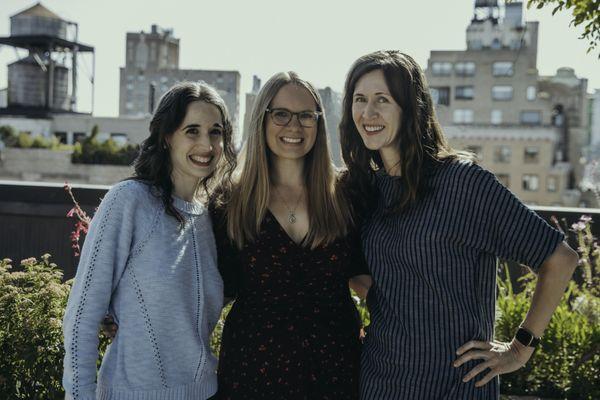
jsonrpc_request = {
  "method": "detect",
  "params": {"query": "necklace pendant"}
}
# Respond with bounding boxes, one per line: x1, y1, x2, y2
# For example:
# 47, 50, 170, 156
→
289, 212, 297, 224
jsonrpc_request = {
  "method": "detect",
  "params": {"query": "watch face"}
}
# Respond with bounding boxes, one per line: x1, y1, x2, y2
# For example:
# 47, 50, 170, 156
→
516, 328, 539, 347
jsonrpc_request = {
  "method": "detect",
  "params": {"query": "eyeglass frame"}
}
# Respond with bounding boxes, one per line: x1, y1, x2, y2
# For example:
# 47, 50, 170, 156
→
265, 107, 323, 128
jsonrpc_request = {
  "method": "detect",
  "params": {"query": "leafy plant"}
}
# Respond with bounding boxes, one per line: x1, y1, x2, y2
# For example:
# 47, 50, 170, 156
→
496, 214, 600, 399
0, 255, 111, 399
521, 0, 600, 56
71, 125, 138, 166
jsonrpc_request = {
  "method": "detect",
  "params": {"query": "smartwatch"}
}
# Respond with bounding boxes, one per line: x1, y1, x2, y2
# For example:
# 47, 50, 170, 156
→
515, 327, 541, 348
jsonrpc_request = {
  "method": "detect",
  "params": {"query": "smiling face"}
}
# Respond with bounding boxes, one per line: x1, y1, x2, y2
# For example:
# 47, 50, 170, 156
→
352, 69, 403, 152
265, 83, 318, 161
167, 100, 224, 186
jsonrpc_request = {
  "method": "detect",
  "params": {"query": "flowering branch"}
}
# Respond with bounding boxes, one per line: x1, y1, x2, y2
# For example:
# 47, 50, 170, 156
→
64, 183, 92, 257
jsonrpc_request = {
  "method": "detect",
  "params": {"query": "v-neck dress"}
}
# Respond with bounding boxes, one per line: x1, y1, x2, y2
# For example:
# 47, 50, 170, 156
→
210, 208, 369, 400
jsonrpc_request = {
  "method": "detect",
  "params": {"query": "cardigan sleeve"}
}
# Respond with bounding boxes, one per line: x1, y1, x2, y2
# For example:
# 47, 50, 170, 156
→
62, 181, 148, 400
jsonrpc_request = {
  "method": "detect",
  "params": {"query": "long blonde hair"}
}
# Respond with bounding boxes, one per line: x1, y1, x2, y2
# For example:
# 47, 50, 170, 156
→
226, 71, 352, 249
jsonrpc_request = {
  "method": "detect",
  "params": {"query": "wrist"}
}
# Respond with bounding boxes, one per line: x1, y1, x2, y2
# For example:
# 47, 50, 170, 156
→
514, 326, 541, 348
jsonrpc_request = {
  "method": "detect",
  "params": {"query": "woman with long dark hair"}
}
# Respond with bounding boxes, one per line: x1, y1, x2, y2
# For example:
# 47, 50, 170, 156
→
63, 82, 236, 400
211, 71, 370, 399
339, 51, 578, 399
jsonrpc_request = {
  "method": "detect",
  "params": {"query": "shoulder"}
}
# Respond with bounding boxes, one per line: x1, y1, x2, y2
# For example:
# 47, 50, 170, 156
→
99, 179, 161, 217
434, 158, 496, 186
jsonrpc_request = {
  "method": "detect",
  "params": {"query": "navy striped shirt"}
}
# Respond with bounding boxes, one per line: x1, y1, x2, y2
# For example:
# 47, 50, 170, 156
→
360, 160, 564, 400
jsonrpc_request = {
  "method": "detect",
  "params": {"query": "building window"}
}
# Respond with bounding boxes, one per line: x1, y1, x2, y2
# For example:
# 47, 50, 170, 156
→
491, 110, 502, 125
465, 145, 483, 161
430, 87, 450, 106
491, 38, 502, 49
494, 145, 511, 163
492, 61, 514, 76
455, 86, 474, 100
126, 102, 134, 110
522, 174, 539, 191
526, 86, 537, 101
54, 131, 67, 144
469, 39, 483, 50
431, 62, 453, 76
73, 132, 86, 143
455, 62, 476, 76
547, 176, 558, 192
492, 85, 513, 101
524, 146, 540, 163
520, 111, 542, 125
453, 109, 474, 124
496, 174, 510, 187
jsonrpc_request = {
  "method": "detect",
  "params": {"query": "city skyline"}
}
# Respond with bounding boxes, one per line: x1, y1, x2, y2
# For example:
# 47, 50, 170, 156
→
0, 0, 598, 118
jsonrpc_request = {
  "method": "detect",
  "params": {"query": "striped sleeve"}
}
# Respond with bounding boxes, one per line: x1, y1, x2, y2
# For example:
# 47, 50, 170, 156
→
462, 165, 564, 271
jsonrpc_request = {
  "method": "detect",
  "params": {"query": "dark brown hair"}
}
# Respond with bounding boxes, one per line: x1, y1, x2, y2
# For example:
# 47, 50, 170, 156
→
131, 81, 236, 225
339, 50, 470, 215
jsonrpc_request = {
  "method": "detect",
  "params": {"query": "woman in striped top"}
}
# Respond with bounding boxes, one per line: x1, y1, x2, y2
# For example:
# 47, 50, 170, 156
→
339, 50, 578, 399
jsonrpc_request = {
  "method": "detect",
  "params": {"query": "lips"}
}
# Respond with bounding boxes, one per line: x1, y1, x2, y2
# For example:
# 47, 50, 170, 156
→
280, 136, 304, 144
188, 153, 213, 167
363, 124, 385, 135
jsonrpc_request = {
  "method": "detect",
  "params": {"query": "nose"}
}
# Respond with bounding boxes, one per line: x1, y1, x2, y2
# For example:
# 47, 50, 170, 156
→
363, 101, 378, 119
287, 114, 303, 131
196, 130, 213, 150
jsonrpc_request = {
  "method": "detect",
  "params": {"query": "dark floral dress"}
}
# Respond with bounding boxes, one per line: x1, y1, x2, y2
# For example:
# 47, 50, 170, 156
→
211, 208, 369, 400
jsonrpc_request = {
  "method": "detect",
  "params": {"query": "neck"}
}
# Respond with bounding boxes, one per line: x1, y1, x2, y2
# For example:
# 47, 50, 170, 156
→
270, 156, 305, 188
171, 170, 201, 202
380, 147, 402, 176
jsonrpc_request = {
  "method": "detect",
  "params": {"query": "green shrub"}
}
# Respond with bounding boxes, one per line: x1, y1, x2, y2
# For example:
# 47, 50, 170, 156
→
71, 126, 138, 166
15, 132, 33, 148
0, 255, 109, 400
0, 125, 17, 147
496, 215, 600, 399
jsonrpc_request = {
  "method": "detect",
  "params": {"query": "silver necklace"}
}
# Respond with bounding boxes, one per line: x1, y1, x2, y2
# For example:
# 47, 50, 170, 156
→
273, 185, 303, 224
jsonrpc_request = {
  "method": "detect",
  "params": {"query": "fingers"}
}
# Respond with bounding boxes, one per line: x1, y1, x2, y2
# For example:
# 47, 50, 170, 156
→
461, 360, 494, 383
456, 340, 493, 356
475, 369, 498, 387
454, 350, 491, 367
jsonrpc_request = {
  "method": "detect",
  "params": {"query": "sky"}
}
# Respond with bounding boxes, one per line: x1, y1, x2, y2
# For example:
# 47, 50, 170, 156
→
0, 0, 598, 118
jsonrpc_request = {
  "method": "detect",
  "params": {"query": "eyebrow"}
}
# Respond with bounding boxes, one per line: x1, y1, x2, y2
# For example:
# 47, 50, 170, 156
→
183, 123, 224, 129
353, 91, 390, 96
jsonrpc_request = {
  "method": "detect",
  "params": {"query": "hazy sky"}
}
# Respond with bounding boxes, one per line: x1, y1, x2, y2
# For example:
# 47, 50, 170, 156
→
0, 0, 598, 118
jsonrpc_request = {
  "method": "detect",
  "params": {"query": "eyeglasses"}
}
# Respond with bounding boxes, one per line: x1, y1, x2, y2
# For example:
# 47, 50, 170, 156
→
266, 108, 322, 128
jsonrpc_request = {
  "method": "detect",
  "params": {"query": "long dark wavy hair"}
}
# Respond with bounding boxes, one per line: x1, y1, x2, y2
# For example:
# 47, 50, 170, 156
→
339, 50, 471, 216
130, 81, 236, 225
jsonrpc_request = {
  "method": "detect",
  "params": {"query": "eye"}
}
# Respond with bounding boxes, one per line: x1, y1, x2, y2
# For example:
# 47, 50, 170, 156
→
273, 110, 290, 118
353, 96, 366, 103
185, 128, 199, 135
210, 128, 223, 136
377, 96, 390, 103
299, 112, 316, 121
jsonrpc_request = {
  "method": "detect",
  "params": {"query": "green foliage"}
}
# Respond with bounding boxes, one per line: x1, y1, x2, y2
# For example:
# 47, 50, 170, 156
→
523, 0, 600, 56
496, 214, 600, 399
0, 256, 110, 400
71, 125, 138, 166
0, 125, 17, 147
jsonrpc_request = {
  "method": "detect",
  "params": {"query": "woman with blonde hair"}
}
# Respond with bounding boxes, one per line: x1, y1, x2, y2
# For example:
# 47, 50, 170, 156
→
211, 71, 370, 400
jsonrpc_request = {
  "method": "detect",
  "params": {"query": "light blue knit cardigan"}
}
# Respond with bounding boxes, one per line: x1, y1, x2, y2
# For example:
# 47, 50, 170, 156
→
63, 180, 223, 400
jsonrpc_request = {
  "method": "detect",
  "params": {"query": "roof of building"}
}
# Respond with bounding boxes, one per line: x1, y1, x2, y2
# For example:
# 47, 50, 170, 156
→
11, 3, 63, 20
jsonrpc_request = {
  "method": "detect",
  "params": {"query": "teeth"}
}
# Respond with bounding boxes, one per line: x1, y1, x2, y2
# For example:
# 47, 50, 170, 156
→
364, 125, 384, 132
281, 137, 302, 144
189, 155, 211, 163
